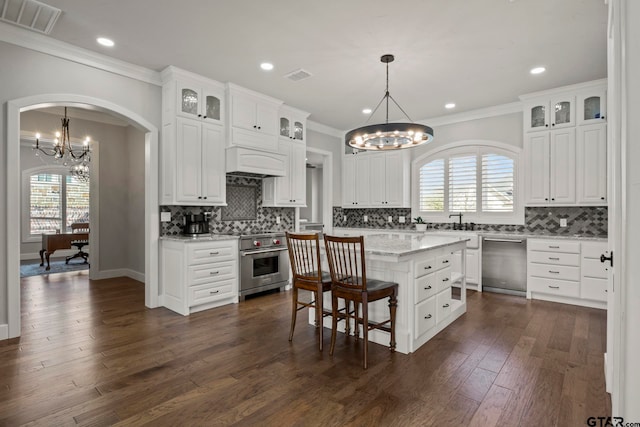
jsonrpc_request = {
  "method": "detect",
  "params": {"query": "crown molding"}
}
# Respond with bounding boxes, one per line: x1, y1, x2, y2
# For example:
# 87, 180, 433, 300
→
0, 22, 162, 86
519, 78, 608, 100
307, 120, 343, 139
418, 101, 523, 127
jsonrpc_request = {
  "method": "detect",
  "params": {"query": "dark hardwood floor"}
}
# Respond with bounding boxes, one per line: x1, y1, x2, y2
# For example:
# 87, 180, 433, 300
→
0, 271, 610, 426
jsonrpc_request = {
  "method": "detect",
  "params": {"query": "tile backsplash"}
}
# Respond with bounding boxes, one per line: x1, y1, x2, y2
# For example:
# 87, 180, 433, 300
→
333, 206, 608, 237
161, 176, 295, 236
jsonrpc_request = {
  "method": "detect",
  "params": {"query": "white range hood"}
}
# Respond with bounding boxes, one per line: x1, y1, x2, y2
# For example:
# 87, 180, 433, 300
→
226, 146, 286, 177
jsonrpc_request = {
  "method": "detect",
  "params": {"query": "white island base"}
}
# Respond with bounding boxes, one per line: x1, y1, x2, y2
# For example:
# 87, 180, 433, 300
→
312, 234, 468, 354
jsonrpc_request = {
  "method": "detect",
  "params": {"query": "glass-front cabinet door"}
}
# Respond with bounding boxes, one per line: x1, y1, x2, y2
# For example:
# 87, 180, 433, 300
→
293, 121, 304, 140
203, 93, 221, 122
577, 89, 607, 125
179, 85, 199, 118
280, 117, 290, 138
549, 96, 575, 129
525, 102, 549, 132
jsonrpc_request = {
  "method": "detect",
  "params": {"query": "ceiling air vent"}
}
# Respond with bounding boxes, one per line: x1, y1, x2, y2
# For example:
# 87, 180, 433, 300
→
0, 0, 61, 35
284, 68, 313, 82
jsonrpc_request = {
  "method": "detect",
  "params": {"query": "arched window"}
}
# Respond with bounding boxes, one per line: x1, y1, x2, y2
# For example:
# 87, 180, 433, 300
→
22, 166, 90, 242
412, 141, 523, 224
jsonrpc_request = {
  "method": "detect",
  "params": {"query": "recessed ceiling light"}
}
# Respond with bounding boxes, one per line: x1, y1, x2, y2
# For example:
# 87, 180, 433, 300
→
260, 62, 274, 71
530, 66, 546, 75
96, 37, 114, 47
445, 103, 456, 109
362, 108, 372, 114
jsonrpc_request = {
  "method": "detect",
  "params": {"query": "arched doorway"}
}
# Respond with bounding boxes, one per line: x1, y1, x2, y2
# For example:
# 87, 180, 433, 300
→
6, 94, 159, 339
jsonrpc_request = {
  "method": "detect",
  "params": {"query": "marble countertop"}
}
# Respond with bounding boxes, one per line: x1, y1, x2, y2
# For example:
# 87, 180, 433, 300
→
160, 234, 239, 242
362, 233, 469, 257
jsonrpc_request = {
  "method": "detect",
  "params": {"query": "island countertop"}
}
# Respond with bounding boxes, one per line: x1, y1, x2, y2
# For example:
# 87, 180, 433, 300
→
362, 233, 469, 257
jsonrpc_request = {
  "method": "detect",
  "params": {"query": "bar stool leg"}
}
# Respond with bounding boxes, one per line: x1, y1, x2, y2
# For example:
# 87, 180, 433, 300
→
289, 287, 298, 342
389, 291, 397, 352
330, 292, 339, 355
316, 284, 323, 351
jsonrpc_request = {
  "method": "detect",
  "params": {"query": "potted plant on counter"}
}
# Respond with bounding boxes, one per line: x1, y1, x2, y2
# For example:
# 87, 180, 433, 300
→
413, 217, 427, 232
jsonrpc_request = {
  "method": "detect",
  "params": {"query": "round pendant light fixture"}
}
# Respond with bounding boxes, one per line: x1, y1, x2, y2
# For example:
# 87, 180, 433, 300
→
345, 54, 433, 151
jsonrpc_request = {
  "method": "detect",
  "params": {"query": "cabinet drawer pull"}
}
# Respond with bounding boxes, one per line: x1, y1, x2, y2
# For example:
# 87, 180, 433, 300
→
443, 303, 450, 308
209, 252, 219, 255
442, 260, 449, 264
209, 290, 220, 294
424, 266, 432, 270
424, 314, 432, 319
209, 271, 220, 275
548, 257, 560, 260
442, 278, 450, 282
549, 270, 560, 274
548, 285, 560, 289
424, 286, 432, 290
548, 245, 560, 249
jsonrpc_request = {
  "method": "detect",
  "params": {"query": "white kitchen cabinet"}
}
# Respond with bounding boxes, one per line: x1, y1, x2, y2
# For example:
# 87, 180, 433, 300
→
227, 83, 282, 151
577, 123, 607, 204
577, 88, 607, 125
524, 128, 575, 205
342, 154, 371, 207
262, 140, 307, 207
523, 95, 575, 133
174, 118, 226, 204
370, 151, 410, 207
161, 239, 239, 316
581, 241, 608, 303
279, 105, 308, 142
161, 67, 227, 205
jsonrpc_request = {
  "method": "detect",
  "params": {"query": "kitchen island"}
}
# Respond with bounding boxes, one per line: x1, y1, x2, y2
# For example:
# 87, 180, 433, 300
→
317, 233, 468, 354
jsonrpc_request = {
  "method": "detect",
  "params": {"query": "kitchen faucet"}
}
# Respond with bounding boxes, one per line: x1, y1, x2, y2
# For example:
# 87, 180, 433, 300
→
449, 213, 463, 230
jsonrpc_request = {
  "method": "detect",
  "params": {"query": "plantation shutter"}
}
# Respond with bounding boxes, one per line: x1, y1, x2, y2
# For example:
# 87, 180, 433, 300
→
418, 159, 445, 212
448, 155, 476, 212
482, 154, 514, 212
30, 173, 62, 234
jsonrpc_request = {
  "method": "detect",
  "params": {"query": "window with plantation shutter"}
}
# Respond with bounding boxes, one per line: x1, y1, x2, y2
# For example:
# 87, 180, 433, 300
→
482, 154, 514, 212
419, 159, 444, 212
449, 155, 476, 212
413, 143, 521, 224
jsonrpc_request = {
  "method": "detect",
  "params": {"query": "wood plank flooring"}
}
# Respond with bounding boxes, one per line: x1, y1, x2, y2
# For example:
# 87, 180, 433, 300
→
0, 271, 610, 426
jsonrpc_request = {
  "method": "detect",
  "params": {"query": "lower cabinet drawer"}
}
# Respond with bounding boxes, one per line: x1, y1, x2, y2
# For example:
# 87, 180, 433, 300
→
189, 280, 235, 306
436, 267, 452, 292
415, 297, 436, 338
528, 239, 580, 254
528, 251, 580, 266
528, 277, 579, 298
581, 277, 607, 302
437, 253, 453, 270
528, 263, 580, 281
415, 273, 437, 304
436, 290, 452, 323
414, 256, 436, 278
582, 258, 608, 279
187, 242, 236, 265
188, 261, 236, 286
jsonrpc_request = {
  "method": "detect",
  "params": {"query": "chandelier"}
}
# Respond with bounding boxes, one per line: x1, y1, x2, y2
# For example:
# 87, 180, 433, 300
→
345, 54, 434, 151
33, 107, 91, 181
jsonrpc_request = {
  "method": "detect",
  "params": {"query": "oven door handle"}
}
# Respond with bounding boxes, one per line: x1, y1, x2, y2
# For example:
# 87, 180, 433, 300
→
241, 247, 288, 256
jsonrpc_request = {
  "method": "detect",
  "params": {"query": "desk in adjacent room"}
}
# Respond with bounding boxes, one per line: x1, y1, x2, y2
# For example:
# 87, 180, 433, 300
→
39, 232, 89, 270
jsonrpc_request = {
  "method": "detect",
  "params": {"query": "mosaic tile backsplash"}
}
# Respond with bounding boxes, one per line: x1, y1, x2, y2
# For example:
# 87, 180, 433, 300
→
161, 176, 295, 236
333, 206, 608, 237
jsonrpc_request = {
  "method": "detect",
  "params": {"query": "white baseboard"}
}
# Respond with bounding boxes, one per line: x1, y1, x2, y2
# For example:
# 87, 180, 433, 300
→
94, 268, 144, 283
0, 324, 8, 341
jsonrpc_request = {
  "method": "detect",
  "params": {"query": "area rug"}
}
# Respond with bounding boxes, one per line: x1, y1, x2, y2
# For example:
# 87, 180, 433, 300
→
20, 260, 89, 278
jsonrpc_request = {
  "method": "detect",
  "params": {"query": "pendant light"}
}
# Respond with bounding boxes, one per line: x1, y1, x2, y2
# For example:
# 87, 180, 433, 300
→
345, 54, 434, 151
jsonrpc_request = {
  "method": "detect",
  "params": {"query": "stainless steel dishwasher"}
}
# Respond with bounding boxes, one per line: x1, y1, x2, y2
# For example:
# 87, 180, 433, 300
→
482, 236, 527, 296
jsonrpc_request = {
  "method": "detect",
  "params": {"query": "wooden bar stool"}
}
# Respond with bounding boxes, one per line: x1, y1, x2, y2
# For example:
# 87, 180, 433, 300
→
324, 234, 398, 369
285, 232, 334, 351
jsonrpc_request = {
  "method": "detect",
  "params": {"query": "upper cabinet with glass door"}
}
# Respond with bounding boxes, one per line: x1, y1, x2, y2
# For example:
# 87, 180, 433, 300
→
577, 87, 607, 125
176, 80, 224, 125
523, 95, 575, 132
279, 105, 310, 143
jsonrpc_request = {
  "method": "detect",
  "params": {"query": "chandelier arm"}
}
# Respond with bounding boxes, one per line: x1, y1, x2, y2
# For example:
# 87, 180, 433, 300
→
363, 93, 390, 125
387, 94, 415, 123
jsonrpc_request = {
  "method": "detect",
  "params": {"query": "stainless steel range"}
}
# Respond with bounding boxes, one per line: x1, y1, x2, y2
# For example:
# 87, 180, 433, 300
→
239, 232, 289, 300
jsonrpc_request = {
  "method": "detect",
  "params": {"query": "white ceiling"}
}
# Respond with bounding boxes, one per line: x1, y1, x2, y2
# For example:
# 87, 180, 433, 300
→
34, 0, 607, 132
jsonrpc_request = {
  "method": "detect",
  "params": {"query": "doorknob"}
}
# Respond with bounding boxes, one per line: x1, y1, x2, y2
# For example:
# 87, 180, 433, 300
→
600, 252, 613, 267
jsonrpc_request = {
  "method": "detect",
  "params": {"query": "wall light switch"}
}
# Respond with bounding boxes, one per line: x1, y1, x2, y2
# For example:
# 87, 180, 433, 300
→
343, 215, 347, 222
160, 211, 171, 222
363, 215, 368, 222
399, 216, 406, 223
560, 218, 567, 227
388, 216, 393, 223
276, 216, 281, 224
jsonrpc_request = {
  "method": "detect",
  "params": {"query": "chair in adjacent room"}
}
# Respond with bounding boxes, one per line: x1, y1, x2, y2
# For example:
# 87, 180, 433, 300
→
285, 232, 335, 351
324, 234, 398, 369
65, 222, 90, 265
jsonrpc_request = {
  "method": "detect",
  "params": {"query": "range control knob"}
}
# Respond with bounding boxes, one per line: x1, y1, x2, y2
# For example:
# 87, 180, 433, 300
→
253, 241, 261, 247
273, 239, 281, 245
